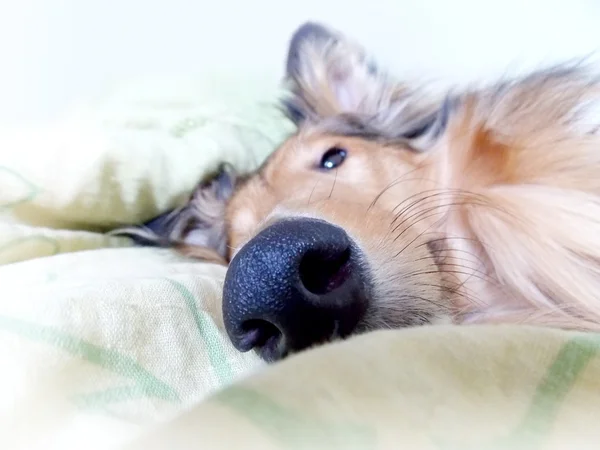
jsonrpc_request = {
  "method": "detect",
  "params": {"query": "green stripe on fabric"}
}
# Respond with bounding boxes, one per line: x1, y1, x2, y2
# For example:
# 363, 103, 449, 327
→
501, 334, 600, 449
0, 315, 180, 405
73, 385, 149, 409
434, 334, 600, 450
166, 278, 234, 385
213, 386, 376, 450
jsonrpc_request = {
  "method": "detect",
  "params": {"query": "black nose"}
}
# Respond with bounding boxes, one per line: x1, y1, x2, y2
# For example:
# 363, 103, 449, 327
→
223, 218, 369, 362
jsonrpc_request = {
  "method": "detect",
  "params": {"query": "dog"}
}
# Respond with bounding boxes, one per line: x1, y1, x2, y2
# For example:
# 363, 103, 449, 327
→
115, 22, 600, 362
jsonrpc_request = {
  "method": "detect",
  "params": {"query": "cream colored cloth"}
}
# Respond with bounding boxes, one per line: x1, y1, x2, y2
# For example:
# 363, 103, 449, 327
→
0, 75, 292, 449
126, 325, 600, 450
2, 76, 599, 450
0, 247, 263, 450
0, 73, 294, 264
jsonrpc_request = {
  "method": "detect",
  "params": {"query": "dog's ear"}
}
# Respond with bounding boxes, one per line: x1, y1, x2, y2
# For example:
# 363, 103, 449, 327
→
111, 164, 238, 264
282, 22, 381, 123
281, 22, 449, 152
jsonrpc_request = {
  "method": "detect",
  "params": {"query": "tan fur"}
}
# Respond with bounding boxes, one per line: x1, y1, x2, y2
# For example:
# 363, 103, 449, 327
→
219, 62, 600, 334
118, 23, 600, 336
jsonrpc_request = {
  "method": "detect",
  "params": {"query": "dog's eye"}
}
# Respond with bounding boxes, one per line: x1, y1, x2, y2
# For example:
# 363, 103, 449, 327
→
319, 147, 347, 170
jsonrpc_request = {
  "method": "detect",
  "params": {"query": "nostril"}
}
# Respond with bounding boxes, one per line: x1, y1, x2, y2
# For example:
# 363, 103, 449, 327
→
299, 247, 352, 295
237, 319, 283, 353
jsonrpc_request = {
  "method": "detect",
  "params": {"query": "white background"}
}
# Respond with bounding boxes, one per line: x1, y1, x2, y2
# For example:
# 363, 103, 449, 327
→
1, 0, 599, 126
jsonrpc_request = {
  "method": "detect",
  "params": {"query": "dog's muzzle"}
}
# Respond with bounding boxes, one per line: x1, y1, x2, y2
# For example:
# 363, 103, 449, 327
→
222, 218, 369, 362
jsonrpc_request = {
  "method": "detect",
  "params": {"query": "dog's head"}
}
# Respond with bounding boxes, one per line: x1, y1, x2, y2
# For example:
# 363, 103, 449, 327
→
121, 23, 600, 361
167, 22, 465, 362
127, 23, 473, 362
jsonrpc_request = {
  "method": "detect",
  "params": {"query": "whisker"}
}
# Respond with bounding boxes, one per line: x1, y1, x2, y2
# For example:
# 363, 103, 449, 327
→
415, 244, 491, 271
391, 188, 483, 215
391, 208, 449, 241
391, 188, 520, 230
416, 236, 494, 255
405, 268, 499, 286
367, 167, 432, 212
402, 295, 450, 310
388, 192, 511, 252
391, 194, 492, 231
417, 282, 482, 307
393, 215, 446, 258
391, 189, 458, 222
414, 254, 485, 271
438, 262, 495, 283
328, 168, 338, 199
307, 181, 319, 205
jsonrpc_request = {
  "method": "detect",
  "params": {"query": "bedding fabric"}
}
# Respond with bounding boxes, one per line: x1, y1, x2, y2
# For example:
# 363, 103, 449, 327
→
0, 75, 285, 449
0, 75, 599, 450
126, 325, 600, 450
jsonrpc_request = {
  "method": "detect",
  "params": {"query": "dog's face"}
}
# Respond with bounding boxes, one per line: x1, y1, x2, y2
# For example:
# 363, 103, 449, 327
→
209, 23, 467, 362
123, 23, 600, 361
221, 130, 453, 361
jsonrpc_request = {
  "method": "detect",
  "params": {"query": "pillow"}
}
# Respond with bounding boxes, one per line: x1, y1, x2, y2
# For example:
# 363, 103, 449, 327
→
0, 74, 290, 448
0, 73, 295, 264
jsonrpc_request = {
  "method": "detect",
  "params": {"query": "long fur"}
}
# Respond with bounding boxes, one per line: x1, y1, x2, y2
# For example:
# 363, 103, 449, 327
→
116, 22, 600, 335
111, 163, 239, 265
